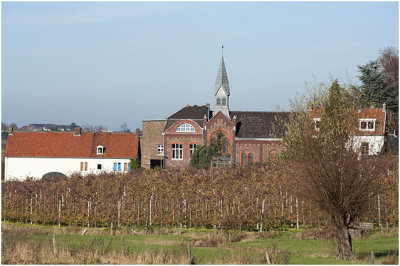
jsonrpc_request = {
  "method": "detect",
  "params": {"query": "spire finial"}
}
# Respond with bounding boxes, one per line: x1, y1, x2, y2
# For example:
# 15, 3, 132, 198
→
222, 45, 224, 56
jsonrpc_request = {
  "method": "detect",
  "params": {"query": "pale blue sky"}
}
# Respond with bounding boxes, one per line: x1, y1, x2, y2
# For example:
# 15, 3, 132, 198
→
2, 1, 398, 131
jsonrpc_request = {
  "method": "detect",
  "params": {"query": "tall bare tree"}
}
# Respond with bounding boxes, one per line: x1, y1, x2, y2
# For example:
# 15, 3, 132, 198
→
283, 80, 382, 260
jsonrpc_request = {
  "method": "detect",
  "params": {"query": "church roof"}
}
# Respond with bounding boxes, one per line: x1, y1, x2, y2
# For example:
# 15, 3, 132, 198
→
229, 111, 289, 138
165, 105, 209, 130
215, 56, 230, 96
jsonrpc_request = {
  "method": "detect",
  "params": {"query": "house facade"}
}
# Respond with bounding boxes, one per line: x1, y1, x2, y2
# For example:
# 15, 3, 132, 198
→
309, 105, 387, 156
4, 127, 139, 180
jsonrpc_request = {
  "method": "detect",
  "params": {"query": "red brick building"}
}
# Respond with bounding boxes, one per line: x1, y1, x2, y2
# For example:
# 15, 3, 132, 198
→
162, 56, 289, 168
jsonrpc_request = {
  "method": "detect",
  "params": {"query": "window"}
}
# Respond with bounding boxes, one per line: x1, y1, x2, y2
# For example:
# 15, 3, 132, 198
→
172, 143, 183, 160
268, 150, 280, 160
359, 119, 376, 132
222, 97, 227, 106
216, 98, 221, 106
361, 142, 369, 156
223, 138, 228, 153
314, 118, 321, 131
189, 143, 200, 158
97, 145, 104, 155
80, 162, 88, 171
241, 149, 255, 165
124, 163, 128, 172
157, 145, 164, 156
114, 162, 121, 172
241, 153, 247, 165
97, 164, 102, 170
176, 123, 195, 132
210, 130, 230, 154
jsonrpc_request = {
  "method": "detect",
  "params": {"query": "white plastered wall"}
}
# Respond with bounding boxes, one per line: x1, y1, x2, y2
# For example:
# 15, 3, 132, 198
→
352, 136, 384, 156
4, 157, 131, 181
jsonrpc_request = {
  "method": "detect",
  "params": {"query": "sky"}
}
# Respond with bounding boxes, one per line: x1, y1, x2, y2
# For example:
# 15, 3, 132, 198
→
2, 1, 398, 131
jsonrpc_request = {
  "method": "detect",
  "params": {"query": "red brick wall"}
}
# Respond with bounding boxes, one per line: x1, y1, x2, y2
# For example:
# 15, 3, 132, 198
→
164, 119, 203, 168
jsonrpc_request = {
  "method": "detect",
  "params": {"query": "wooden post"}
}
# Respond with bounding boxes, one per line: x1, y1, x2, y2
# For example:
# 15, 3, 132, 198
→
87, 200, 90, 228
52, 232, 57, 256
187, 243, 192, 264
378, 195, 383, 234
296, 197, 299, 230
118, 201, 121, 227
213, 224, 217, 236
58, 200, 61, 227
370, 251, 375, 264
30, 198, 33, 224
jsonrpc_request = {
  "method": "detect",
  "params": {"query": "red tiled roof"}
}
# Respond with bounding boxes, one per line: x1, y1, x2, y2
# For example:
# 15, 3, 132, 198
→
5, 132, 139, 158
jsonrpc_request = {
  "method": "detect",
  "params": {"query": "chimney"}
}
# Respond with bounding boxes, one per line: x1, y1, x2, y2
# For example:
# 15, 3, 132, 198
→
382, 102, 386, 112
135, 128, 140, 137
73, 127, 81, 136
233, 115, 237, 126
8, 127, 13, 135
205, 103, 210, 107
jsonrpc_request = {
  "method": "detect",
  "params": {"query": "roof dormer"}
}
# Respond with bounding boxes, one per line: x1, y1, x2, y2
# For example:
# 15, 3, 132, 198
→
96, 145, 104, 155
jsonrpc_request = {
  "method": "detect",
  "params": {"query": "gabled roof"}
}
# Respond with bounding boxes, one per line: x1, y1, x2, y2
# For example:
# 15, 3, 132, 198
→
215, 56, 230, 96
5, 132, 139, 158
230, 111, 289, 138
165, 105, 209, 130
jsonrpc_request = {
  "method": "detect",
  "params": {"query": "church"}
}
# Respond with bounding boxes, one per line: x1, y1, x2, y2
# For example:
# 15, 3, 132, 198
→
141, 56, 289, 169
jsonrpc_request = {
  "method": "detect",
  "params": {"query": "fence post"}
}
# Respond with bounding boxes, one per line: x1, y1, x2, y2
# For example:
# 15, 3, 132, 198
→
296, 197, 299, 230
377, 195, 383, 234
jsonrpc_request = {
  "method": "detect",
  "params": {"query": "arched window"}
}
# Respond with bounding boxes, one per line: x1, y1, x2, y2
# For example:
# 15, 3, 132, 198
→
241, 149, 255, 165
176, 123, 195, 132
268, 149, 280, 160
222, 97, 227, 106
223, 138, 228, 153
210, 130, 230, 154
241, 153, 247, 165
216, 98, 221, 106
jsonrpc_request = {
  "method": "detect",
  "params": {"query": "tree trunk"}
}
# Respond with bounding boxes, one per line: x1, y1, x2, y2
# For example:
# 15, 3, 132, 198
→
336, 227, 353, 260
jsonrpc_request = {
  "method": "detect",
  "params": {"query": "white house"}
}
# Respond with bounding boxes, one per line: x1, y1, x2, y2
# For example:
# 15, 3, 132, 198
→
309, 103, 387, 156
4, 127, 139, 181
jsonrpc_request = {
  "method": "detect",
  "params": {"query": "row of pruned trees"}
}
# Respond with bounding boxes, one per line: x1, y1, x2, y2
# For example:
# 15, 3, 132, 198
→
2, 161, 397, 231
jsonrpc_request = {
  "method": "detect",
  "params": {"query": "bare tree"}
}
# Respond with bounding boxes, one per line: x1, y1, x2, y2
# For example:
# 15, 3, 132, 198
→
379, 47, 399, 86
120, 122, 130, 132
283, 80, 382, 260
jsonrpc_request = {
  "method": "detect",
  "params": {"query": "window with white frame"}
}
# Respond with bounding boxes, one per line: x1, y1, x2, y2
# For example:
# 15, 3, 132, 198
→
176, 123, 195, 132
157, 145, 164, 156
189, 143, 200, 158
314, 118, 321, 131
172, 143, 183, 160
97, 145, 104, 155
359, 119, 376, 131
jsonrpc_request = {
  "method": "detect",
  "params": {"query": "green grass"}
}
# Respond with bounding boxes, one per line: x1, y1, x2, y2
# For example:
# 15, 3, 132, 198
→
2, 222, 398, 264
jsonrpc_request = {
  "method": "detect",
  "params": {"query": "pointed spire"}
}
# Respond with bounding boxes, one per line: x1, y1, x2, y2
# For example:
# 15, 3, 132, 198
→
215, 55, 230, 96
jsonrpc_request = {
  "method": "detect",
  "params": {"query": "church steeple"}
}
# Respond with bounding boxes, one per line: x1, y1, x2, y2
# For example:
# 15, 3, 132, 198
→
215, 56, 230, 96
214, 51, 230, 118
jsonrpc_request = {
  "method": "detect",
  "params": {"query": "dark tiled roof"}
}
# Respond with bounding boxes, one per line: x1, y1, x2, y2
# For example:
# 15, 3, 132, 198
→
165, 105, 209, 130
230, 111, 289, 138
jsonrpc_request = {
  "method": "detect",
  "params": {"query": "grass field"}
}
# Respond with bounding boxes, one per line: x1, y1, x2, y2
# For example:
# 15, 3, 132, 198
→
2, 222, 398, 264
